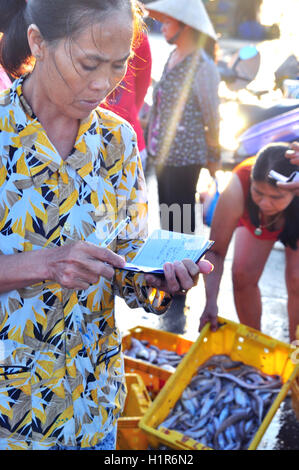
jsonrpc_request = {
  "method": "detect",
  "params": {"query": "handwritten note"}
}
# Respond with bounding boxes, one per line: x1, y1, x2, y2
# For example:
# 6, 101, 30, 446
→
124, 229, 214, 274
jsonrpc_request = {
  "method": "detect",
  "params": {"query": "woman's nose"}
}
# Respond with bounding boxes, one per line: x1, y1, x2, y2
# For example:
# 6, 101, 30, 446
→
89, 74, 110, 93
259, 197, 272, 211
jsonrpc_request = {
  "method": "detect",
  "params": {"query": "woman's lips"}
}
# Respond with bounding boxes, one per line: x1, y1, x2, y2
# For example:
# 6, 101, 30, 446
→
79, 99, 101, 110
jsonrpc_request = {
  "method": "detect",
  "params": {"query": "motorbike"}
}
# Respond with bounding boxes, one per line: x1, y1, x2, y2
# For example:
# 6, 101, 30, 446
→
218, 45, 299, 166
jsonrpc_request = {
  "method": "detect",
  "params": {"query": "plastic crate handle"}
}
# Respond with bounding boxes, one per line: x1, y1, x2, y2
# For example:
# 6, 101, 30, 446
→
235, 324, 277, 350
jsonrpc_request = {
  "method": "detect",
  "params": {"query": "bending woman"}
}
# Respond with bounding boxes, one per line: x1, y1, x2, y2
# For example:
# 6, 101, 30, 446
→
199, 143, 299, 341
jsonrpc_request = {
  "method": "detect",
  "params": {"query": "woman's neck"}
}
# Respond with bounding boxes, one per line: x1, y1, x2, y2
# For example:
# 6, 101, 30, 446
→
167, 30, 199, 69
22, 73, 80, 160
260, 211, 285, 230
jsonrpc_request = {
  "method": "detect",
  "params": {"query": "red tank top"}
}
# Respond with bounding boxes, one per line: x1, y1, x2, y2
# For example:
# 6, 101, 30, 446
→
233, 157, 282, 240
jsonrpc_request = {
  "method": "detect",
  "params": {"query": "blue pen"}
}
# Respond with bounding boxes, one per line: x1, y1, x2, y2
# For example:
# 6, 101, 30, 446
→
100, 216, 130, 248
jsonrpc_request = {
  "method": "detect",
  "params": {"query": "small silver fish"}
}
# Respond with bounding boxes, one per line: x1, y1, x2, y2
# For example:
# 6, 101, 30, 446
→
124, 339, 184, 368
156, 354, 282, 450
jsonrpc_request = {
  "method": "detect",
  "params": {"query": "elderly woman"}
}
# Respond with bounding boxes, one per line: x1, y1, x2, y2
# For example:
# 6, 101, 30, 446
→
199, 143, 299, 342
0, 0, 212, 450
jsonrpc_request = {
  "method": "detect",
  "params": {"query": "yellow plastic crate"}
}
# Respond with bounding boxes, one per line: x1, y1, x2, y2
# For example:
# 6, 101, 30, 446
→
117, 373, 152, 450
122, 326, 194, 397
139, 317, 299, 451
124, 357, 172, 399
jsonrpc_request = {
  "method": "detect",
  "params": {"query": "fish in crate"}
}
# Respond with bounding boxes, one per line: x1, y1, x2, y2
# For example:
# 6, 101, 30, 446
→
124, 337, 186, 372
157, 354, 282, 450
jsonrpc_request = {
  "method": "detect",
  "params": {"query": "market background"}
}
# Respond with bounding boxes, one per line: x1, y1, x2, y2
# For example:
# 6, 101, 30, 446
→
116, 0, 299, 450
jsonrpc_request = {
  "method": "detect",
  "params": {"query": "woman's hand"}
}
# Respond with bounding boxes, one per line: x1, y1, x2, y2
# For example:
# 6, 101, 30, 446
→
45, 241, 126, 290
207, 160, 221, 179
199, 301, 219, 332
277, 179, 299, 196
276, 144, 299, 195
144, 258, 213, 296
285, 142, 299, 165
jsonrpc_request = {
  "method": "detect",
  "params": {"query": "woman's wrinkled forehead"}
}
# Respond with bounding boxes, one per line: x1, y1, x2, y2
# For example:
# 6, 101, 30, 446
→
67, 14, 134, 60
66, 6, 132, 39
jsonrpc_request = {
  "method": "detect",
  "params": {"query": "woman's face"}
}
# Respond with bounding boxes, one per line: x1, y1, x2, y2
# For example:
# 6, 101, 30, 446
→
161, 16, 184, 44
250, 180, 295, 216
34, 13, 133, 119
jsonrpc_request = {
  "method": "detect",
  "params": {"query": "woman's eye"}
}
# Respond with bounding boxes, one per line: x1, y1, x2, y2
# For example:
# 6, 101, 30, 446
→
81, 62, 98, 71
113, 62, 127, 71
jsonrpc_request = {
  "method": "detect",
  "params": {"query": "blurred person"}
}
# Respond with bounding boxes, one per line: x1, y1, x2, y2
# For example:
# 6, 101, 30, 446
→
101, 30, 152, 170
144, 0, 220, 325
0, 0, 213, 450
0, 32, 11, 91
199, 143, 299, 342
0, 65, 11, 90
145, 0, 221, 235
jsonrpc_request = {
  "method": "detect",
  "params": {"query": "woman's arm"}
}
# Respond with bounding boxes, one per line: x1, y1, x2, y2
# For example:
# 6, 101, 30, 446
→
0, 250, 48, 293
0, 243, 126, 294
199, 173, 244, 331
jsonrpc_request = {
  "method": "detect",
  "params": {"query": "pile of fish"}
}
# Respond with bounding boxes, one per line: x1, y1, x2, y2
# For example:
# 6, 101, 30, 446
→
158, 354, 282, 450
124, 337, 184, 372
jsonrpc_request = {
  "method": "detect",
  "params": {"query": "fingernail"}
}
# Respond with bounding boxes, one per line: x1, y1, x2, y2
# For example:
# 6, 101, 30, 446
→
164, 263, 171, 273
205, 262, 214, 273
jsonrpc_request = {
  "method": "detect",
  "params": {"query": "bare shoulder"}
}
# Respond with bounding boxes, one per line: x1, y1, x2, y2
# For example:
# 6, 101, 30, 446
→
217, 172, 245, 213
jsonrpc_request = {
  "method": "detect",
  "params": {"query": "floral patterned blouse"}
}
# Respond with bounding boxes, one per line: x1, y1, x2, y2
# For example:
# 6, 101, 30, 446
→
0, 77, 170, 450
147, 49, 221, 167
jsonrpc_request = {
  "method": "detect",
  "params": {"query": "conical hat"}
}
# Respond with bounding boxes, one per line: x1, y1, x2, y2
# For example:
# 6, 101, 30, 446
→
145, 0, 217, 40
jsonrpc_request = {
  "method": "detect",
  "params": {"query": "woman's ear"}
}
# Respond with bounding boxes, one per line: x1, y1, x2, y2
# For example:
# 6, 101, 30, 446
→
27, 24, 45, 60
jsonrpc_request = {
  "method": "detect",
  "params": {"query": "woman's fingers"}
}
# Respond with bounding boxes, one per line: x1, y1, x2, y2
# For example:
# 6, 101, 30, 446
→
163, 262, 182, 293
182, 258, 200, 277
148, 259, 214, 295
199, 304, 219, 332
46, 241, 126, 289
277, 180, 299, 196
286, 145, 299, 165
85, 242, 126, 269
197, 259, 214, 275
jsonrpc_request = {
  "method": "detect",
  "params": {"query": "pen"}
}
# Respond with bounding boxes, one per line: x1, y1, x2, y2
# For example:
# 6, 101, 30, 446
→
100, 216, 130, 248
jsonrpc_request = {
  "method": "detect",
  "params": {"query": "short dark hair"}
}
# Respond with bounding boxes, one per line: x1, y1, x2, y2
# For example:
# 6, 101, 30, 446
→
0, 0, 142, 77
247, 142, 299, 250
